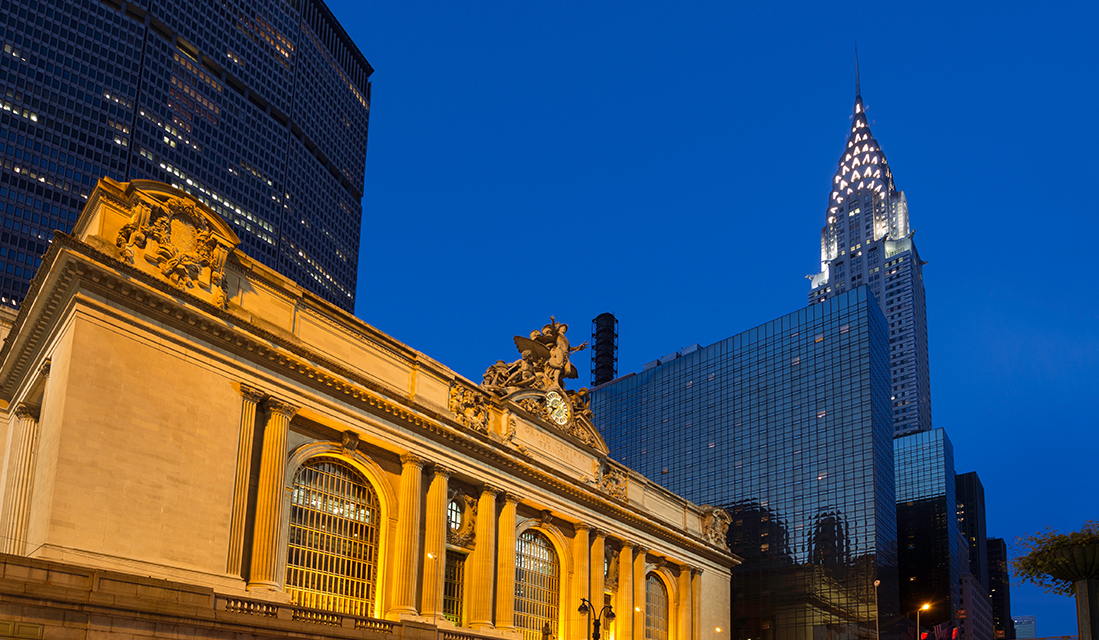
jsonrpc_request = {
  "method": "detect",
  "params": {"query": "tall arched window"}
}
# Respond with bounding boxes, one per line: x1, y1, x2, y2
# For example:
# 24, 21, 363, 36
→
286, 457, 380, 616
515, 530, 560, 640
645, 573, 669, 640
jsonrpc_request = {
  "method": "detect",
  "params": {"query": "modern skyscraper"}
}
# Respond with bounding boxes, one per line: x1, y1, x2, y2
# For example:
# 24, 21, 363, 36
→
1012, 616, 1036, 640
0, 0, 371, 311
956, 472, 990, 591
988, 538, 1016, 639
592, 287, 900, 640
807, 67, 931, 436
894, 429, 959, 629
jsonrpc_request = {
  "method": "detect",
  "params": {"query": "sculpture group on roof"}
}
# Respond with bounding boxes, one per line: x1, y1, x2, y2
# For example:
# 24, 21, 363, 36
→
482, 316, 588, 394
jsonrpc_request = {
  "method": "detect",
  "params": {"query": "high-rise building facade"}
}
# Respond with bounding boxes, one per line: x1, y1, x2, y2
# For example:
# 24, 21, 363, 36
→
592, 287, 900, 640
0, 0, 371, 311
956, 471, 990, 591
1012, 616, 1036, 640
988, 538, 1016, 639
807, 76, 931, 436
894, 429, 959, 629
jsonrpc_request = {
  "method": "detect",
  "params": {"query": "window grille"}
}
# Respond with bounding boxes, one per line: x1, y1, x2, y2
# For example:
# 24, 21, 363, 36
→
443, 550, 466, 624
448, 500, 462, 531
286, 457, 379, 616
515, 530, 559, 640
645, 574, 669, 640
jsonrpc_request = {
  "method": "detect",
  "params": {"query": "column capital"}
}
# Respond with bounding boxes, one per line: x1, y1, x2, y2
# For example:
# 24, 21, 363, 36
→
263, 397, 299, 418
619, 539, 635, 550
574, 522, 592, 533
400, 452, 429, 469
691, 567, 705, 578
240, 383, 267, 403
481, 483, 503, 497
14, 404, 38, 420
634, 546, 650, 559
502, 491, 522, 505
589, 527, 605, 539
432, 463, 456, 479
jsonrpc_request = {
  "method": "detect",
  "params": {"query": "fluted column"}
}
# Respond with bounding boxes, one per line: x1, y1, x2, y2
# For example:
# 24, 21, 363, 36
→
494, 492, 521, 630
1, 405, 39, 555
615, 542, 634, 640
228, 384, 265, 576
632, 547, 649, 640
247, 397, 298, 592
677, 565, 694, 640
572, 523, 592, 640
468, 484, 500, 630
589, 529, 605, 608
422, 464, 453, 621
390, 453, 428, 615
691, 569, 703, 640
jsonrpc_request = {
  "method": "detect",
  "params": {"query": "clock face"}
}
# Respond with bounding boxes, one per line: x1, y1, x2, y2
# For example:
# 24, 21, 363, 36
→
545, 390, 570, 426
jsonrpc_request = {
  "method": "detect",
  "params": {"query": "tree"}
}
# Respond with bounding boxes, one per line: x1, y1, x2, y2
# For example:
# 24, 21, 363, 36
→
1013, 520, 1099, 640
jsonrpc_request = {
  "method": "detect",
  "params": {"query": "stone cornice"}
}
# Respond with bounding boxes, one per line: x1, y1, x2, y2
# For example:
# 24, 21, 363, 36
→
0, 236, 736, 568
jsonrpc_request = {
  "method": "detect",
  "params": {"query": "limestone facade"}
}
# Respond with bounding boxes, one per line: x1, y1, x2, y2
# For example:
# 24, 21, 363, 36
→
0, 179, 735, 640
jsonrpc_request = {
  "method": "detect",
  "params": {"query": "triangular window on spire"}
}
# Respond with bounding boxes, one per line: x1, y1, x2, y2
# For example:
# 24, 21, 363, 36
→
852, 157, 861, 167
872, 156, 879, 164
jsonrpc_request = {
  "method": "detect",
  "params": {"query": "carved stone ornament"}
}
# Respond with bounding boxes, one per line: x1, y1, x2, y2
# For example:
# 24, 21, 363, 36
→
605, 545, 620, 592
480, 316, 588, 395
115, 196, 233, 308
503, 415, 530, 456
448, 383, 489, 433
446, 489, 477, 549
598, 461, 628, 502
340, 431, 360, 455
538, 509, 553, 528
700, 505, 732, 550
264, 397, 299, 419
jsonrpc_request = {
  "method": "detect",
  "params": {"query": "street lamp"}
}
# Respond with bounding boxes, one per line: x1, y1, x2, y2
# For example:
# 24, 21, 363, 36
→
873, 580, 881, 640
427, 552, 440, 625
579, 598, 616, 640
915, 603, 931, 639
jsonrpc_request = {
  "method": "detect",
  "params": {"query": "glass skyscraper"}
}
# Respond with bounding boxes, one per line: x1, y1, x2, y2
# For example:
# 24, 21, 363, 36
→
592, 287, 899, 640
0, 0, 370, 311
806, 72, 931, 436
894, 429, 959, 629
987, 538, 1016, 640
955, 471, 989, 591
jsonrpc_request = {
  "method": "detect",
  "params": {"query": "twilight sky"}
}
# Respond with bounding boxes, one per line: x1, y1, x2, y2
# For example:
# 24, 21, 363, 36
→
329, 0, 1099, 634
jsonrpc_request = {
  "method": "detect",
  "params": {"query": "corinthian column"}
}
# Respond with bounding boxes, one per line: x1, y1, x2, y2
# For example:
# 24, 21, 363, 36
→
572, 523, 592, 640
589, 529, 605, 607
228, 384, 265, 576
247, 397, 298, 592
633, 546, 649, 640
1, 405, 39, 555
422, 464, 453, 621
495, 492, 521, 630
390, 453, 428, 616
615, 541, 634, 640
678, 564, 694, 640
468, 484, 500, 630
691, 569, 703, 640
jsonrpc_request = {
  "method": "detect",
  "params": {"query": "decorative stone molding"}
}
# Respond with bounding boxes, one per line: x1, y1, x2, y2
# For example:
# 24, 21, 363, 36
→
701, 506, 732, 550
605, 545, 620, 592
263, 397, 299, 420
433, 464, 455, 480
340, 431, 360, 455
446, 489, 477, 550
448, 383, 489, 433
538, 509, 553, 528
598, 461, 628, 502
13, 404, 38, 420
38, 359, 51, 380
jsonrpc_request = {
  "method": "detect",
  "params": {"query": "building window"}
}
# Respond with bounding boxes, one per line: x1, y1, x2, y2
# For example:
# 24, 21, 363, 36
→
515, 530, 560, 640
286, 457, 379, 616
645, 574, 670, 640
444, 550, 466, 624
448, 499, 463, 531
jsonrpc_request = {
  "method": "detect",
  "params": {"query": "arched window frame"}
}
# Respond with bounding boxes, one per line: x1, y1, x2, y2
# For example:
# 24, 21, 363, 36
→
644, 566, 679, 640
281, 442, 397, 619
514, 519, 572, 640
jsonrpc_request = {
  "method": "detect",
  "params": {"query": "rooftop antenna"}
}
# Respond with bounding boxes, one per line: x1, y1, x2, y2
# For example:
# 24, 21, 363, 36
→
855, 43, 861, 98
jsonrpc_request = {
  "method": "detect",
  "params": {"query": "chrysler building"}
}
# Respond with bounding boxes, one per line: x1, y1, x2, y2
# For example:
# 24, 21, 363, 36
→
808, 67, 931, 436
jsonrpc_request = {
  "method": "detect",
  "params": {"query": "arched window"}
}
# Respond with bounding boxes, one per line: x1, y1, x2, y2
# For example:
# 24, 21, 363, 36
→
447, 499, 463, 532
515, 530, 560, 640
286, 457, 380, 616
645, 573, 669, 640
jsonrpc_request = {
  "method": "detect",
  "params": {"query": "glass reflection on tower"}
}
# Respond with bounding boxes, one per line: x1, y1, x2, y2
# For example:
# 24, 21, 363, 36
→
592, 287, 899, 640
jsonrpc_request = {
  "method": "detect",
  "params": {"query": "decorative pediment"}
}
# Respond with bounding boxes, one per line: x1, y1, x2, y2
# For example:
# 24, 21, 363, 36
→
78, 179, 241, 309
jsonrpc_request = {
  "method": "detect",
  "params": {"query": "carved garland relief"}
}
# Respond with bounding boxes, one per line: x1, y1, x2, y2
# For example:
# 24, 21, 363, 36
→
448, 383, 489, 433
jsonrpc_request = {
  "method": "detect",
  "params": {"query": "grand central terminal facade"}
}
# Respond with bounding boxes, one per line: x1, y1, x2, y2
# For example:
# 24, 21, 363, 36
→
0, 180, 736, 640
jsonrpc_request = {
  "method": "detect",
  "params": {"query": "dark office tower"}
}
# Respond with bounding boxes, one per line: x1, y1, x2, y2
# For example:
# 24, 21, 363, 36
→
592, 287, 900, 640
894, 429, 960, 629
988, 538, 1016, 640
807, 66, 931, 436
591, 312, 618, 386
956, 472, 989, 591
0, 0, 371, 311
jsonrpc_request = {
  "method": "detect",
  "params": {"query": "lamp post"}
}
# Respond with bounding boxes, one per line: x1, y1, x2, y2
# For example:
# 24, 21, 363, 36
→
579, 598, 616, 640
915, 603, 931, 639
427, 552, 440, 625
873, 579, 881, 640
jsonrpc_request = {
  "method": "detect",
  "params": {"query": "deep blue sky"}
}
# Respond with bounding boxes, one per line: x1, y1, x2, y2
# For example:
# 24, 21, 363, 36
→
331, 1, 1098, 634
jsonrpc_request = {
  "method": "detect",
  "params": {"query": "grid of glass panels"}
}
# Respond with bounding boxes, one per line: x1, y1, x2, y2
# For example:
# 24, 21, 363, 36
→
645, 574, 669, 640
592, 288, 898, 640
443, 550, 465, 624
515, 530, 560, 640
286, 457, 379, 616
0, 0, 371, 311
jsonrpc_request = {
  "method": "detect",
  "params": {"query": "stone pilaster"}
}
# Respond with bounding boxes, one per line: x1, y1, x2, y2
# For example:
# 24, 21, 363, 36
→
691, 568, 703, 640
390, 452, 428, 615
572, 523, 592, 640
1, 405, 39, 555
677, 564, 694, 640
247, 397, 298, 592
494, 492, 521, 630
589, 529, 605, 608
615, 541, 634, 640
632, 546, 649, 640
422, 464, 453, 621
468, 484, 501, 630
227, 384, 265, 576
